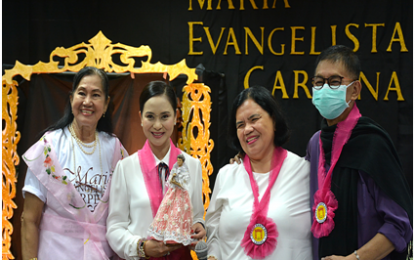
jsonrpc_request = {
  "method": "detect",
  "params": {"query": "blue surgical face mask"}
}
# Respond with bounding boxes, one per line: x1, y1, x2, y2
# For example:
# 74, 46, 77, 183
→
312, 82, 355, 120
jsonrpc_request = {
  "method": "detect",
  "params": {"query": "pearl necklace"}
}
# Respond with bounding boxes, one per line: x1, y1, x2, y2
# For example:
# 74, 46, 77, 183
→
69, 126, 104, 186
69, 124, 98, 155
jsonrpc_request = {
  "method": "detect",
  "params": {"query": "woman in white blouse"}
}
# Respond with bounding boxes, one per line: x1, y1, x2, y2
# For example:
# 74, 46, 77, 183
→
106, 81, 206, 259
21, 67, 127, 260
205, 86, 312, 260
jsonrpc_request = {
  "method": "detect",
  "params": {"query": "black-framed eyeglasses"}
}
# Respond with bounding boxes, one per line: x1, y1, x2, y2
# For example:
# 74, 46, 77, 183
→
312, 76, 355, 90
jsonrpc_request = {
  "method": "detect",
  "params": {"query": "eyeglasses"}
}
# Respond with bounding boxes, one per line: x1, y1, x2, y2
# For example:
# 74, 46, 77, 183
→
311, 76, 356, 90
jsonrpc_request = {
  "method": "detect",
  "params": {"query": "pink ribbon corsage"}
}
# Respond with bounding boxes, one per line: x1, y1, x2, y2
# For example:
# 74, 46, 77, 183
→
311, 188, 338, 238
241, 214, 278, 259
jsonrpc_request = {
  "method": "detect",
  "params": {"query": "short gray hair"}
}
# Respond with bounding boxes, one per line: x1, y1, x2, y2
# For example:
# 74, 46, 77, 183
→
177, 154, 185, 162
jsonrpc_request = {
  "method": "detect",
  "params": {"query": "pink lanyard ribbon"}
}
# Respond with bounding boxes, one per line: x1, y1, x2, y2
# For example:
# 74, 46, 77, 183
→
241, 146, 287, 259
138, 139, 182, 217
311, 104, 361, 238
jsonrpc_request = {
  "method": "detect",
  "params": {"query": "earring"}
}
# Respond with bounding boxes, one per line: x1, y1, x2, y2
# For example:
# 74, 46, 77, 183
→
103, 113, 105, 118
141, 123, 143, 126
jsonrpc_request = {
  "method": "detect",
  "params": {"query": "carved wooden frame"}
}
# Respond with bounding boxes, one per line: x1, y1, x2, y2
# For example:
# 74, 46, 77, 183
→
2, 31, 213, 259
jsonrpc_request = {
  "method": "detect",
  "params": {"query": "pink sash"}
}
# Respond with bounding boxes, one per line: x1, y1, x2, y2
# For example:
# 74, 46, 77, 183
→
241, 147, 288, 259
138, 139, 191, 260
23, 132, 126, 260
311, 104, 361, 238
138, 139, 182, 218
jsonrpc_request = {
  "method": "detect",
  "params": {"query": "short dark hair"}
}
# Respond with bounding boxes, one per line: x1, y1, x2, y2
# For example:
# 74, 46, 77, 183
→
315, 45, 361, 80
139, 81, 177, 114
40, 66, 113, 137
228, 86, 290, 154
177, 154, 185, 162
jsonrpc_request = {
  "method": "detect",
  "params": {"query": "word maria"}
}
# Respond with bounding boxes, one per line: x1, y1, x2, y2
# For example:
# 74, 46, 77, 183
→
188, 0, 291, 11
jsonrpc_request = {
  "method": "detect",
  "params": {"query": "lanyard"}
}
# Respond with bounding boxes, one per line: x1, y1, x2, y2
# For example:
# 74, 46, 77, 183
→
241, 146, 287, 259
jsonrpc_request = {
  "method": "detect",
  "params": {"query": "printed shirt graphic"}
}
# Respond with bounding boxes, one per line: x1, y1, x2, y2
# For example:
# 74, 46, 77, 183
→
23, 127, 118, 212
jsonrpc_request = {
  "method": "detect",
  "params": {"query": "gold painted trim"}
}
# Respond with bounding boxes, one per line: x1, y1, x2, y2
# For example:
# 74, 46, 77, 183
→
2, 31, 213, 260
2, 79, 20, 260
178, 83, 214, 216
3, 31, 197, 85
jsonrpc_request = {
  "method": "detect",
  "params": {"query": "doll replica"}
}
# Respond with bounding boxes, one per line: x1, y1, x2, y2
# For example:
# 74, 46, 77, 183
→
148, 154, 196, 246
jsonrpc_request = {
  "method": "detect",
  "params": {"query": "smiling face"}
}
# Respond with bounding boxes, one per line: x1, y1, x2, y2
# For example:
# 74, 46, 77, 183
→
139, 95, 177, 153
235, 98, 276, 161
70, 74, 109, 131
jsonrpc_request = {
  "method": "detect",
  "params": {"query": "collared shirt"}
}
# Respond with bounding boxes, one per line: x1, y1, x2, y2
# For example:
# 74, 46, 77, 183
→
154, 147, 171, 194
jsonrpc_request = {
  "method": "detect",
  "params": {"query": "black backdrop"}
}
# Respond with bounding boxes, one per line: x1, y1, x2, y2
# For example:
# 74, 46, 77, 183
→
4, 0, 412, 184
2, 0, 413, 258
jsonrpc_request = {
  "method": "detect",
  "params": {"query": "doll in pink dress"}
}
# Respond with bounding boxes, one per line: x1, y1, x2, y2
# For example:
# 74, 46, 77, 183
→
148, 154, 196, 246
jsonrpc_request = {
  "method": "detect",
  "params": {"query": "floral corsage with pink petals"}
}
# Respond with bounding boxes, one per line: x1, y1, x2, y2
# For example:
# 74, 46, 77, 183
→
311, 188, 338, 238
241, 214, 278, 259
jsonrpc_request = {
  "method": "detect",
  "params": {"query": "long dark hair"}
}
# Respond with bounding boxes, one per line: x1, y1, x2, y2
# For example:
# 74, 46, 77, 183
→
139, 81, 177, 114
228, 85, 290, 155
39, 66, 113, 137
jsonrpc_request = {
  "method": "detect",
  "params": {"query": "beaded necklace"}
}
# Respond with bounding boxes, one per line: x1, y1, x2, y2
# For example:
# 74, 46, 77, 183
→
68, 124, 104, 187
69, 123, 98, 155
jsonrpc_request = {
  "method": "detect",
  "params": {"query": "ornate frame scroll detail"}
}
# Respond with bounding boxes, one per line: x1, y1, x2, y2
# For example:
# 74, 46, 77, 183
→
2, 31, 212, 260
178, 83, 214, 217
2, 80, 20, 260
3, 31, 197, 85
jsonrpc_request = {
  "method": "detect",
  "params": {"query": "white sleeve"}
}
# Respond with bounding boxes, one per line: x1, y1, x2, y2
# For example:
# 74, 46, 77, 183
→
205, 170, 223, 259
22, 168, 47, 203
106, 161, 140, 260
180, 167, 190, 184
191, 159, 205, 226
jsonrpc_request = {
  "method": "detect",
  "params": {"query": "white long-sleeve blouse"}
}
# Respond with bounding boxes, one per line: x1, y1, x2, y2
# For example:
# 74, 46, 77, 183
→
205, 151, 312, 260
106, 149, 204, 260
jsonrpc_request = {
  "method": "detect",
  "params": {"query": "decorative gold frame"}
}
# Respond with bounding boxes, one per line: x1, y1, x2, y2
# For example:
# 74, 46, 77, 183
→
2, 31, 213, 260
178, 83, 214, 216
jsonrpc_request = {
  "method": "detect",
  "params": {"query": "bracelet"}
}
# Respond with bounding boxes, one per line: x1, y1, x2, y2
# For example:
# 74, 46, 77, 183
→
354, 250, 360, 260
137, 239, 150, 259
29, 258, 38, 260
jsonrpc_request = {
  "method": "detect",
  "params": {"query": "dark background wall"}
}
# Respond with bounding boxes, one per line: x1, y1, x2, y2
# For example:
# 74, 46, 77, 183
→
3, 0, 412, 258
4, 0, 412, 183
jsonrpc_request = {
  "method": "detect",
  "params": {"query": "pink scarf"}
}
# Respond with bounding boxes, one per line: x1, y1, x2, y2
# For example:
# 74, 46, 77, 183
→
241, 146, 288, 259
311, 103, 361, 238
138, 139, 182, 217
23, 133, 126, 260
138, 139, 193, 260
